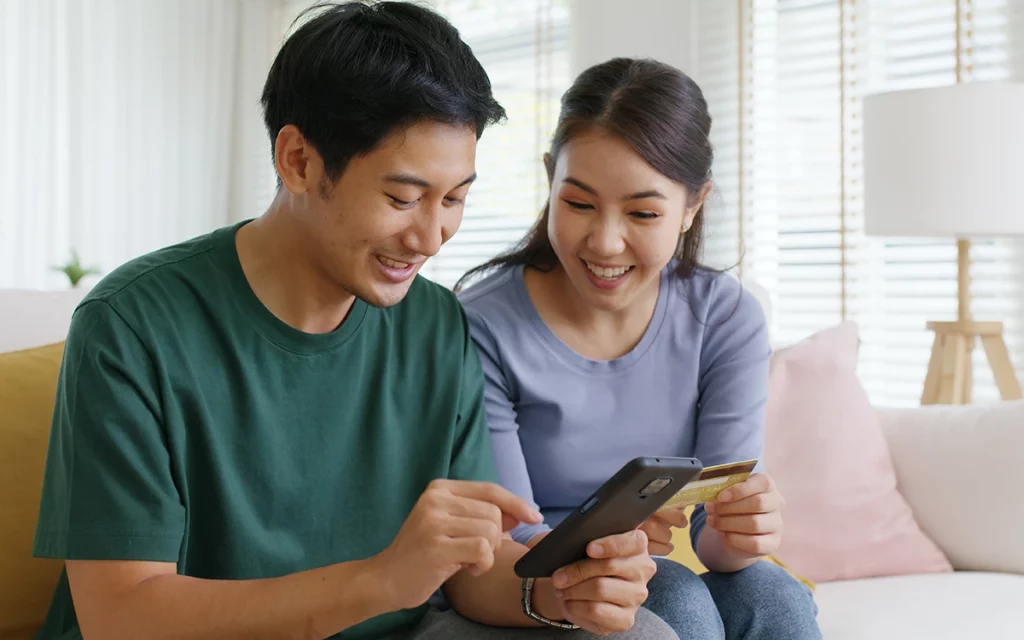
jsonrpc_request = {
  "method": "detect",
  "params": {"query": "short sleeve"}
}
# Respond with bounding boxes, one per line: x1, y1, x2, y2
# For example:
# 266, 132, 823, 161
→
448, 310, 501, 485
33, 300, 185, 562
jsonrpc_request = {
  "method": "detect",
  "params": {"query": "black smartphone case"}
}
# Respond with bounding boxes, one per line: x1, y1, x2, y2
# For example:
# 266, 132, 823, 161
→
514, 456, 703, 578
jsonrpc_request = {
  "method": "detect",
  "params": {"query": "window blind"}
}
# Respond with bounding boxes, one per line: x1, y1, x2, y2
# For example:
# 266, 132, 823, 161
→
421, 0, 571, 288
696, 0, 1024, 407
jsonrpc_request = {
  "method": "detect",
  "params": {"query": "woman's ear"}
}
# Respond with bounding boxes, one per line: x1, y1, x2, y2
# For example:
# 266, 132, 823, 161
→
683, 181, 713, 231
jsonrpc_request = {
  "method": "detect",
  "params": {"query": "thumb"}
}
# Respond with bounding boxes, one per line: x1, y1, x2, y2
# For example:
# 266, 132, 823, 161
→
501, 513, 520, 531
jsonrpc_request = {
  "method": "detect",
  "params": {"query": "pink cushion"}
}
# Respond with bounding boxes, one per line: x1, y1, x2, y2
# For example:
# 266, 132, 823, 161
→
764, 322, 952, 583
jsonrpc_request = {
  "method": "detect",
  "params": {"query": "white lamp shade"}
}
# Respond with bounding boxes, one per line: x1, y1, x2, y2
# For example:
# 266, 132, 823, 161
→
863, 83, 1024, 238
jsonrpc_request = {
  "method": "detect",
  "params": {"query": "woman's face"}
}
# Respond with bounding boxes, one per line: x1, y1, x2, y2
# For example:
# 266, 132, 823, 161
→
546, 127, 702, 314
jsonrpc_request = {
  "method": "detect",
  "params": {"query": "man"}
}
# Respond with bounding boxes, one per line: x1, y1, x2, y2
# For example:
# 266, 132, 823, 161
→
31, 3, 676, 638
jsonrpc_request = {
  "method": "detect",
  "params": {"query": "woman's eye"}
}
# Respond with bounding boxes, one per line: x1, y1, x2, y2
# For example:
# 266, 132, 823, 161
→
631, 211, 660, 220
563, 199, 594, 210
444, 196, 464, 205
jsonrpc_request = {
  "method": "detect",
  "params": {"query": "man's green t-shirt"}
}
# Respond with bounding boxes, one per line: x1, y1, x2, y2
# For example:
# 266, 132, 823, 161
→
32, 221, 498, 639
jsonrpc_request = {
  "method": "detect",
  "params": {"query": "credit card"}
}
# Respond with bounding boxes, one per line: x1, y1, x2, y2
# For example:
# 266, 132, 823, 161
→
656, 459, 757, 512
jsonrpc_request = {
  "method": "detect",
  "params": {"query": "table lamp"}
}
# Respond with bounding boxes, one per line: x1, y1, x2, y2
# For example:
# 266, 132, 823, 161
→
863, 82, 1024, 405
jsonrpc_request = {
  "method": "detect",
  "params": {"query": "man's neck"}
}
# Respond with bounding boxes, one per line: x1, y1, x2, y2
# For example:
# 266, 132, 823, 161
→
235, 201, 356, 335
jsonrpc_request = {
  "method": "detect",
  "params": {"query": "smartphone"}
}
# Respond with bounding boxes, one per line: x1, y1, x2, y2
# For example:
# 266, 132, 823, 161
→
514, 456, 703, 578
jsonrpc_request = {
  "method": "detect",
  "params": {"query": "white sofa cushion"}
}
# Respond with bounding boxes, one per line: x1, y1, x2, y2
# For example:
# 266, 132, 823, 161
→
0, 288, 87, 353
877, 402, 1024, 574
815, 572, 1024, 639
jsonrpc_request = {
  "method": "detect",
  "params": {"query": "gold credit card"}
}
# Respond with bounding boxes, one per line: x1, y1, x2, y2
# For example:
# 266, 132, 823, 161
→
656, 459, 758, 512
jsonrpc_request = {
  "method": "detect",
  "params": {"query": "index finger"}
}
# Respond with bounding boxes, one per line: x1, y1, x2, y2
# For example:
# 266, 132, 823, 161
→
716, 473, 773, 503
446, 480, 543, 529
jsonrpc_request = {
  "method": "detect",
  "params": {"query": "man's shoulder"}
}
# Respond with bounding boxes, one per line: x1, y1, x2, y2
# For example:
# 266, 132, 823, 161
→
398, 274, 465, 321
82, 225, 229, 310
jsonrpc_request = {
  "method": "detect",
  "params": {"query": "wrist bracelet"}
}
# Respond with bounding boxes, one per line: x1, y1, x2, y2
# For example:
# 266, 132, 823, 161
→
521, 577, 580, 630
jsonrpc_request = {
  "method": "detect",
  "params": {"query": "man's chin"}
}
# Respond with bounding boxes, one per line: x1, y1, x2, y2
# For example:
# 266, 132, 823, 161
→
356, 281, 415, 309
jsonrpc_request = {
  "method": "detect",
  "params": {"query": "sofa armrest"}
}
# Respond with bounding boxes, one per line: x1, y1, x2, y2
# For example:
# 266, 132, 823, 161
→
876, 400, 1024, 575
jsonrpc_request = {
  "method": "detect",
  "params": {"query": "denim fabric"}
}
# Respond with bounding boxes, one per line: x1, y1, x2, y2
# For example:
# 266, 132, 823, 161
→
643, 558, 821, 640
397, 607, 679, 639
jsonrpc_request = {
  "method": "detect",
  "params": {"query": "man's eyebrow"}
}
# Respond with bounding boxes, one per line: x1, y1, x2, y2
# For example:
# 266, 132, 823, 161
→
384, 172, 478, 190
563, 176, 666, 201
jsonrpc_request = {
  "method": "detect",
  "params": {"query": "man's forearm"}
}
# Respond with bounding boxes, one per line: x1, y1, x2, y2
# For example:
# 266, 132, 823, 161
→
695, 527, 760, 574
77, 557, 396, 640
442, 539, 563, 627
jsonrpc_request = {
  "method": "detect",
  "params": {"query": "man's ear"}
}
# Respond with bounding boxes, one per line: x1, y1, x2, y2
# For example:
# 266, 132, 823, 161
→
274, 124, 316, 195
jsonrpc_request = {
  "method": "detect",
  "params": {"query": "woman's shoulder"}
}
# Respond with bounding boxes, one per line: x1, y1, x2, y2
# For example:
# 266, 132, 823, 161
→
456, 265, 522, 315
669, 266, 768, 331
455, 265, 536, 344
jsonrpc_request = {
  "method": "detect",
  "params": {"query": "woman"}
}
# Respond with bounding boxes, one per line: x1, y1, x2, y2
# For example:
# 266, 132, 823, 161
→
456, 58, 820, 639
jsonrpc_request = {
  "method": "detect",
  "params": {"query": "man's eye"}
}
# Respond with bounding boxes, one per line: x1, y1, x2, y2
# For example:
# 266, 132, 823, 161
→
444, 196, 464, 205
388, 195, 417, 208
563, 199, 594, 210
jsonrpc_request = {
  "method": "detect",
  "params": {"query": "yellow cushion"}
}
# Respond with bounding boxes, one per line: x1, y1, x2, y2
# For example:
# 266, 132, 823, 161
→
0, 343, 66, 640
666, 506, 815, 592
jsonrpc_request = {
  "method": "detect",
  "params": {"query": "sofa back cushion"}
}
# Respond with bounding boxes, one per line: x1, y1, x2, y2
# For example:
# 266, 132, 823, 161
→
0, 288, 86, 353
0, 342, 66, 639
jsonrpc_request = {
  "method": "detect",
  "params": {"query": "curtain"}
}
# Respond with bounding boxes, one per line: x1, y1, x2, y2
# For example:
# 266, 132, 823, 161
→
697, 0, 1024, 407
0, 0, 273, 290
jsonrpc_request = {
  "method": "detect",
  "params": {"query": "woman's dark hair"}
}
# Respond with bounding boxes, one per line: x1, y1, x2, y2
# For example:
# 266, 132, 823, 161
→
261, 1, 506, 185
455, 57, 713, 291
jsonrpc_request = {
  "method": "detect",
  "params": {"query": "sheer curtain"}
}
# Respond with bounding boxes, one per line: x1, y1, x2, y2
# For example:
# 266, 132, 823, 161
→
0, 0, 279, 290
1, 0, 568, 292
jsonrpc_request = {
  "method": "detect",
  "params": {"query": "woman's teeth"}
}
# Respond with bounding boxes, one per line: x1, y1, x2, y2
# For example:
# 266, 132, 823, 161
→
378, 256, 410, 269
584, 261, 633, 279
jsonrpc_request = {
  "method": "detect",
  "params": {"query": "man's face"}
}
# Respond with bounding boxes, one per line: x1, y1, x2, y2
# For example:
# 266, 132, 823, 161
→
294, 121, 478, 308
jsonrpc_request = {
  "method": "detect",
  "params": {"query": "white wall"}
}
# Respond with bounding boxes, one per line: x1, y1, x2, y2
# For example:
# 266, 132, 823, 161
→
569, 0, 696, 76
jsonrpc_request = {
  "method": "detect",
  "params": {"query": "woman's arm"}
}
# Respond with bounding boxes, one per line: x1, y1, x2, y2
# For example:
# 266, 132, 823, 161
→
464, 307, 551, 546
688, 278, 772, 571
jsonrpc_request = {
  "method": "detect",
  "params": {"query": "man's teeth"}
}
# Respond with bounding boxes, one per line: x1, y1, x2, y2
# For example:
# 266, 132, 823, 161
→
379, 256, 410, 269
585, 261, 632, 279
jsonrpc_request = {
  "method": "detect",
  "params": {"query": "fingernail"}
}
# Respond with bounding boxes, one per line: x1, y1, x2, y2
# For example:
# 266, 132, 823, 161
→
552, 571, 567, 587
555, 589, 564, 598
704, 503, 715, 514
590, 543, 604, 557
531, 509, 543, 522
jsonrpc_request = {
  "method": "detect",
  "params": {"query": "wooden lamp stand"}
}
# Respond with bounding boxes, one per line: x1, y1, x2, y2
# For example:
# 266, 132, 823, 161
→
920, 239, 1023, 405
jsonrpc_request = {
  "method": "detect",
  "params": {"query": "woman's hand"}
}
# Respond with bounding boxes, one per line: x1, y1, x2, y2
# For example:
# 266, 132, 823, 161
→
637, 508, 689, 556
704, 473, 784, 560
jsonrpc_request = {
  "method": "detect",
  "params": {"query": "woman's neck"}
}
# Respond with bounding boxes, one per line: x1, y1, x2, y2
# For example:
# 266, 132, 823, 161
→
524, 264, 661, 361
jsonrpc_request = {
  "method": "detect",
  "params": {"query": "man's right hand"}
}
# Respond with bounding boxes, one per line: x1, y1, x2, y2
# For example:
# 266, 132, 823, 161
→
374, 479, 542, 610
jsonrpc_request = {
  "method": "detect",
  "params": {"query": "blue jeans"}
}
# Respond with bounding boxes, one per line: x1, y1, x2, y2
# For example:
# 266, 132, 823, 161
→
643, 558, 821, 640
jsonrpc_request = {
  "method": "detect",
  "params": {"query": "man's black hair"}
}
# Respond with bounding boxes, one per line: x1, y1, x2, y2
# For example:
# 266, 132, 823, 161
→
260, 1, 506, 183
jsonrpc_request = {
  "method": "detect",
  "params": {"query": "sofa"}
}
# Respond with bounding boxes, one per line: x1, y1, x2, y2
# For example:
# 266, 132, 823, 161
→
2, 287, 1023, 639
